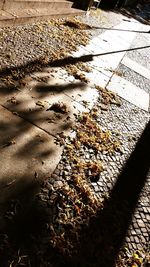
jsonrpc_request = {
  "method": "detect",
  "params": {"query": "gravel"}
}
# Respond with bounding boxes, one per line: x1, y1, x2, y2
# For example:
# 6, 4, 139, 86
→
0, 9, 125, 71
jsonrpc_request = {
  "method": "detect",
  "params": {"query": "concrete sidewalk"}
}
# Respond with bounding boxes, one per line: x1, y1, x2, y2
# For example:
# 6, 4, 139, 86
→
0, 15, 149, 205
0, 12, 150, 265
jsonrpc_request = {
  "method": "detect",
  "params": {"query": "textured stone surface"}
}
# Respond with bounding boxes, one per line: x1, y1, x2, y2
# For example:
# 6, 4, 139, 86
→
54, 93, 150, 255
107, 75, 149, 111
122, 56, 150, 80
0, 10, 149, 266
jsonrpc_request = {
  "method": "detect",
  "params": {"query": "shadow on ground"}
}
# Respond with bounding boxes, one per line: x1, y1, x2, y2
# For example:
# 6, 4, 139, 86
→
67, 120, 150, 267
0, 115, 149, 266
0, 76, 87, 203
1, 46, 150, 87
99, 0, 150, 25
0, 32, 149, 265
0, 55, 93, 80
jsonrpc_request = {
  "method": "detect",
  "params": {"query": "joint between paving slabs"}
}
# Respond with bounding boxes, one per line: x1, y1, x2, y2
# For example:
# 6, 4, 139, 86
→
0, 103, 58, 139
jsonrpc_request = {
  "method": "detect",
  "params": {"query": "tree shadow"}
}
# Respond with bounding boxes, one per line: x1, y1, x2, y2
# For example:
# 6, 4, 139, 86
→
0, 118, 149, 266
0, 24, 149, 266
35, 81, 86, 96
0, 110, 56, 201
0, 72, 87, 208
0, 85, 19, 95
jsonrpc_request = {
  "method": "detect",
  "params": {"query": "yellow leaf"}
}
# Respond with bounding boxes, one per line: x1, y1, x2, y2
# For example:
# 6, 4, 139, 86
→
133, 253, 139, 259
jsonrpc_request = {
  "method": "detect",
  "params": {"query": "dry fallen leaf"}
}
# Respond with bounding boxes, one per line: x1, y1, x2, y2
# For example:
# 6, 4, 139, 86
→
47, 102, 68, 114
36, 100, 46, 108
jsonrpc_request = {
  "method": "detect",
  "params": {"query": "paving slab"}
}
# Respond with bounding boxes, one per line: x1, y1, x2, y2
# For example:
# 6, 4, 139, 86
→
122, 56, 150, 80
72, 46, 88, 57
84, 69, 110, 88
2, 71, 95, 135
84, 41, 106, 54
72, 20, 142, 90
64, 84, 99, 110
107, 74, 149, 111
0, 62, 102, 205
0, 16, 146, 210
0, 10, 150, 265
0, 83, 21, 105
0, 105, 63, 204
88, 58, 114, 77
3, 87, 81, 136
0, 10, 15, 20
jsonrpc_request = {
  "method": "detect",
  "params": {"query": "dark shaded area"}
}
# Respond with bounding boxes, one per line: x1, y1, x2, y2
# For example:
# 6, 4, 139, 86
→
0, 78, 86, 137
0, 109, 55, 205
0, 71, 87, 264
0, 85, 19, 95
99, 0, 150, 25
35, 81, 86, 95
0, 55, 92, 79
115, 3, 150, 25
99, 0, 139, 10
72, 0, 93, 11
0, 172, 67, 267
0, 76, 83, 265
16, 139, 54, 159
99, 0, 120, 9
0, 118, 149, 266
0, 180, 45, 266
0, 58, 47, 80
0, 17, 150, 265
66, 120, 150, 267
0, 72, 87, 218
